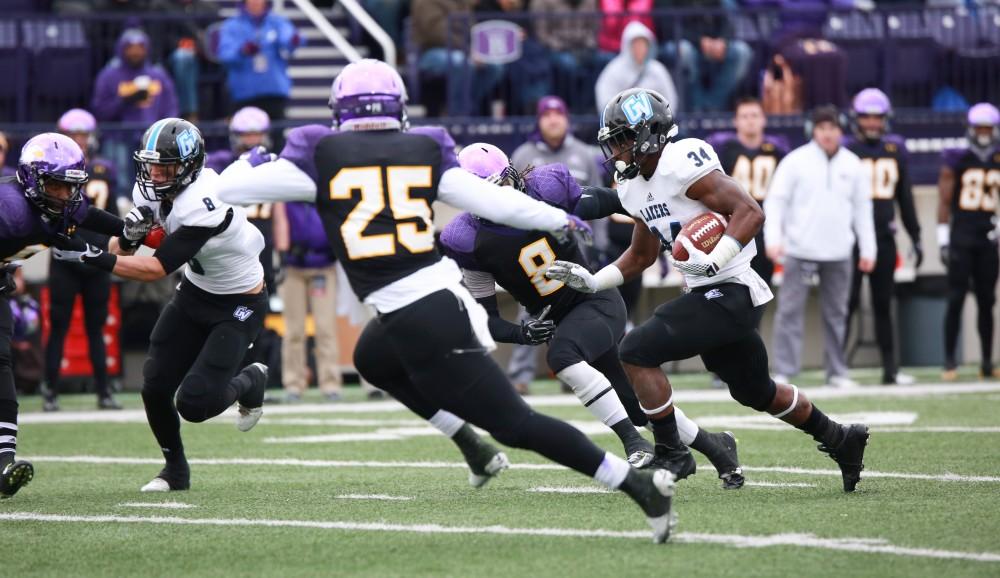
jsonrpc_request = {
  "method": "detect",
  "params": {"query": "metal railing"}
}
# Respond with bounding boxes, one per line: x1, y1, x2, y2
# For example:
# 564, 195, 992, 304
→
274, 0, 364, 62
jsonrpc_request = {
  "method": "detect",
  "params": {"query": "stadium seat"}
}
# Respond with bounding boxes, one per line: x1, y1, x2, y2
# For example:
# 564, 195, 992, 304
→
0, 22, 26, 122
30, 47, 92, 122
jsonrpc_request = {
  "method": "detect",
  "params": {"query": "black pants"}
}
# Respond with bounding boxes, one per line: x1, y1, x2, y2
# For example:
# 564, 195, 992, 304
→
353, 289, 605, 477
945, 241, 1000, 370
45, 260, 112, 397
142, 278, 266, 457
619, 283, 777, 412
547, 290, 646, 426
0, 297, 18, 456
847, 236, 898, 379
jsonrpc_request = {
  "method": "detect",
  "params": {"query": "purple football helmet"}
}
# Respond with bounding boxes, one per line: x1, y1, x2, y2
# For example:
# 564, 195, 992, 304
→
968, 103, 1000, 149
458, 142, 524, 190
329, 59, 408, 131
851, 88, 891, 142
16, 133, 88, 218
57, 108, 99, 154
229, 106, 271, 153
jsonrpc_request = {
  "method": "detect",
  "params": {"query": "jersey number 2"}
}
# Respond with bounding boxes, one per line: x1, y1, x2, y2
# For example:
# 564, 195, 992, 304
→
329, 166, 434, 260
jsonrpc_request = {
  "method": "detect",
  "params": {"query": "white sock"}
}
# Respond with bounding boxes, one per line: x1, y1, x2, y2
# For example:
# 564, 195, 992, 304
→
557, 361, 628, 427
428, 410, 465, 438
593, 452, 631, 489
673, 407, 700, 446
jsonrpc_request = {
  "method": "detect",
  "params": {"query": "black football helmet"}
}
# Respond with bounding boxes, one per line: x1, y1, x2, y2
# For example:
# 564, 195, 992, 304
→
134, 118, 206, 201
598, 88, 678, 181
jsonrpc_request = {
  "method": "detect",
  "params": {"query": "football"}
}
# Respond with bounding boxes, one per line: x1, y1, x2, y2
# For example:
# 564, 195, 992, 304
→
143, 225, 166, 249
672, 212, 728, 261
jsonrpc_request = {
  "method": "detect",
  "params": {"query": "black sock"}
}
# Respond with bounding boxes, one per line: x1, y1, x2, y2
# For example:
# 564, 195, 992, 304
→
649, 410, 682, 449
141, 390, 186, 464
797, 406, 844, 447
688, 429, 716, 458
610, 418, 646, 448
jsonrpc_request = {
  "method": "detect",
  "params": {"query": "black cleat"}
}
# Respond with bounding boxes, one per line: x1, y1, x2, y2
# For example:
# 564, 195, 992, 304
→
620, 468, 677, 543
0, 459, 34, 499
818, 424, 870, 492
643, 444, 696, 481
625, 437, 655, 468
452, 424, 510, 488
98, 395, 123, 410
140, 462, 191, 492
704, 431, 745, 489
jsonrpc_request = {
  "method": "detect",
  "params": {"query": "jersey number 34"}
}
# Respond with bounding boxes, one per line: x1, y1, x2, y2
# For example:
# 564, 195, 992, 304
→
329, 166, 435, 260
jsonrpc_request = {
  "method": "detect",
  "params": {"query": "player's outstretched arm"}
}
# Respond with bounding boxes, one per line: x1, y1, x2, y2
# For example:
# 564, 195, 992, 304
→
79, 206, 126, 237
575, 186, 628, 220
216, 157, 318, 205
438, 168, 570, 232
685, 170, 763, 247
546, 221, 660, 293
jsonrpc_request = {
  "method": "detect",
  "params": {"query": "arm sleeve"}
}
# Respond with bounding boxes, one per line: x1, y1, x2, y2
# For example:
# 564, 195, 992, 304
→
153, 225, 217, 274
575, 186, 627, 219
438, 167, 568, 232
853, 163, 877, 261
79, 206, 125, 237
217, 20, 246, 65
895, 150, 921, 243
475, 293, 524, 345
216, 158, 318, 205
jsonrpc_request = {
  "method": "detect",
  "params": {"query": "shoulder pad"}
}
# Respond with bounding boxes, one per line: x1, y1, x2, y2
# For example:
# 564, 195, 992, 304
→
409, 126, 459, 173
524, 163, 581, 212
658, 138, 722, 194
280, 124, 335, 182
172, 172, 227, 228
439, 213, 482, 270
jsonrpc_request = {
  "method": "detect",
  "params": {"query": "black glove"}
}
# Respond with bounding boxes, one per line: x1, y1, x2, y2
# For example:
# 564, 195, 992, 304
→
519, 318, 556, 345
912, 242, 924, 269
52, 242, 117, 272
0, 263, 19, 296
940, 245, 949, 268
121, 205, 156, 251
125, 89, 150, 104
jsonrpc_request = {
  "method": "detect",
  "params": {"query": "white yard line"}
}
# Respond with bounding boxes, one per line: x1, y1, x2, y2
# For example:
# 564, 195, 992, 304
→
744, 481, 816, 488
117, 502, 196, 509
2, 512, 998, 563
19, 382, 1000, 424
334, 494, 413, 501
26, 455, 1000, 483
527, 486, 613, 494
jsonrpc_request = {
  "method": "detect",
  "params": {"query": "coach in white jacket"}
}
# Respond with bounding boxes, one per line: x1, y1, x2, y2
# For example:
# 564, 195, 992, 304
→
764, 106, 877, 387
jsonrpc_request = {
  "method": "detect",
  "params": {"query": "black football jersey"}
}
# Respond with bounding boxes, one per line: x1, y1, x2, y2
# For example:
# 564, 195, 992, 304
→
301, 127, 452, 300
944, 147, 1000, 247
715, 137, 785, 204
846, 134, 919, 238
472, 223, 591, 322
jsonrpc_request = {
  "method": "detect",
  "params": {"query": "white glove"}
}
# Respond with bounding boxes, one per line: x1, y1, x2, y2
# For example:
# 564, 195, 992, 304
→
670, 235, 743, 278
545, 261, 624, 294
123, 205, 155, 241
52, 243, 105, 263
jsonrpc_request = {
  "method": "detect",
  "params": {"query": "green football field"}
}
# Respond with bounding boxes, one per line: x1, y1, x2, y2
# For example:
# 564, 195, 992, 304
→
4, 369, 1000, 578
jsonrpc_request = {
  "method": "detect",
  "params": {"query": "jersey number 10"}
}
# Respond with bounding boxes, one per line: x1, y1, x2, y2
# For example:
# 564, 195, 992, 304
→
329, 166, 435, 260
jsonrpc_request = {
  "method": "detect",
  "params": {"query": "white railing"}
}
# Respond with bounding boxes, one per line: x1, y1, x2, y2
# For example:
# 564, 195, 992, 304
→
274, 0, 397, 66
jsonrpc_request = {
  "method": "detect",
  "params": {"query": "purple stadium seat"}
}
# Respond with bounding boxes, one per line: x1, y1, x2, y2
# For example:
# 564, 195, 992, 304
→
21, 20, 88, 50
30, 47, 92, 122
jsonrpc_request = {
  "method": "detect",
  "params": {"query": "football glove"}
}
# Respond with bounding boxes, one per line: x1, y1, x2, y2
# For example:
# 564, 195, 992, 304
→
551, 215, 593, 246
670, 237, 720, 278
123, 205, 156, 241
520, 318, 557, 345
52, 243, 117, 272
545, 260, 599, 293
0, 263, 19, 296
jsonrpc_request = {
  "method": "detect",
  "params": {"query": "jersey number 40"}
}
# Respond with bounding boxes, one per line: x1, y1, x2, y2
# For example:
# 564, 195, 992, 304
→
329, 166, 435, 260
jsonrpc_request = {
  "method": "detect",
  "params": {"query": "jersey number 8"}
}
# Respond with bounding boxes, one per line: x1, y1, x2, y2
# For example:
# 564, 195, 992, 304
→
519, 238, 564, 296
329, 166, 434, 260
958, 168, 1000, 212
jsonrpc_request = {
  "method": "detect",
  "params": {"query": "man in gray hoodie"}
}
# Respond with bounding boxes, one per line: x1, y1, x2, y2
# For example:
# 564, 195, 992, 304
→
595, 21, 679, 113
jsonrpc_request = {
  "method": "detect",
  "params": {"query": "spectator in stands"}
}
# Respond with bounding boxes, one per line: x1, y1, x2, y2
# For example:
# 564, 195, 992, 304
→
532, 0, 599, 112
0, 133, 13, 177
273, 202, 343, 403
152, 0, 218, 122
597, 0, 653, 58
91, 27, 179, 195
505, 96, 604, 394
218, 0, 301, 122
41, 108, 122, 412
764, 105, 876, 388
657, 0, 753, 112
595, 21, 678, 112
476, 0, 552, 115
412, 0, 504, 116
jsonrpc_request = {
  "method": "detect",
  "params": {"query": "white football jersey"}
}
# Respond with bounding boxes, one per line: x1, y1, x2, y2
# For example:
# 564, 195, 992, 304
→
618, 138, 772, 305
134, 169, 265, 294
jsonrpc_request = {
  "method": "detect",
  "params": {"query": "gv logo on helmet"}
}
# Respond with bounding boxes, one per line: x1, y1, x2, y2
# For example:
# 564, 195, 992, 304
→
176, 129, 199, 159
622, 92, 653, 126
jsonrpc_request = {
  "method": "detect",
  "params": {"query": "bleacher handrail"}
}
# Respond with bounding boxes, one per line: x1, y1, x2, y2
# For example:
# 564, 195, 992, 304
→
272, 0, 363, 63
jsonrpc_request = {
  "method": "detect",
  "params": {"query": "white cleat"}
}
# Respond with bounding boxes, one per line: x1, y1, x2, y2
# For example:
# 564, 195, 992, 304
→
647, 469, 678, 544
236, 405, 263, 432
468, 451, 510, 488
140, 478, 172, 493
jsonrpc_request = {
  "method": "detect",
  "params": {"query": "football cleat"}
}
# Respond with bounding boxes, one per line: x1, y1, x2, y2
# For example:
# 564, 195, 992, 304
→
705, 431, 745, 490
627, 449, 655, 468
140, 464, 190, 493
642, 444, 696, 481
468, 451, 511, 488
621, 468, 677, 544
818, 423, 870, 492
98, 395, 123, 410
452, 424, 511, 488
625, 436, 655, 468
236, 363, 268, 432
0, 459, 34, 499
